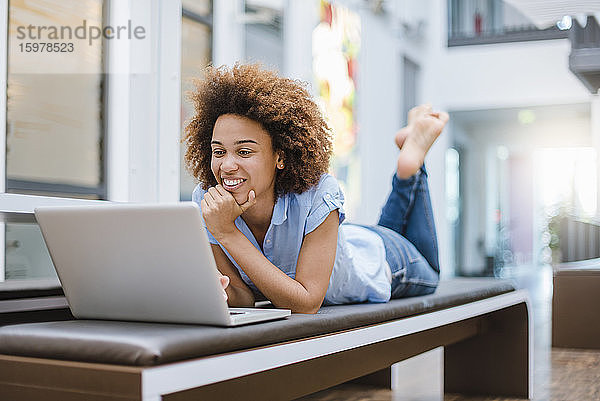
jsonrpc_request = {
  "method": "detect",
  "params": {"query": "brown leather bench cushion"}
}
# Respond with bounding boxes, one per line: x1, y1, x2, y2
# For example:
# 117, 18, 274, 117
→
0, 278, 514, 366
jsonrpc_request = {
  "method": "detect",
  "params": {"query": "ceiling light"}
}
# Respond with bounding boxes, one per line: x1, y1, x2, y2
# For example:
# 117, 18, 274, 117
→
557, 15, 572, 30
518, 110, 536, 125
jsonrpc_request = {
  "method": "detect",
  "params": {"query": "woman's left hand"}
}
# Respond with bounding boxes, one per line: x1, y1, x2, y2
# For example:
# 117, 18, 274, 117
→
218, 273, 230, 301
201, 185, 256, 240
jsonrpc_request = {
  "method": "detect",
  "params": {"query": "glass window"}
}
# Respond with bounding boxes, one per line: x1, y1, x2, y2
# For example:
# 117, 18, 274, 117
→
180, 5, 212, 201
244, 0, 284, 71
6, 0, 105, 199
5, 223, 55, 281
447, 0, 567, 46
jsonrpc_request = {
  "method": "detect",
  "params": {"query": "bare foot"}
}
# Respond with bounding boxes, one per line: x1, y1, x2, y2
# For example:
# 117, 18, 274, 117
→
394, 126, 410, 149
395, 104, 433, 149
396, 105, 449, 179
395, 104, 432, 148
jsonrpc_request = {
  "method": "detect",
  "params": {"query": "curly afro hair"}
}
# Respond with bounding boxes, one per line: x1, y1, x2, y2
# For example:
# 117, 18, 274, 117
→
184, 63, 333, 197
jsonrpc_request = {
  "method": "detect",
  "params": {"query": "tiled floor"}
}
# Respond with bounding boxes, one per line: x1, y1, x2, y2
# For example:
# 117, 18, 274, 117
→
298, 265, 600, 401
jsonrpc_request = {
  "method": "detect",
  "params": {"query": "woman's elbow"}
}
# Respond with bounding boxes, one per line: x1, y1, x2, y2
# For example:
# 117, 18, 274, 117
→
291, 306, 319, 314
290, 299, 323, 314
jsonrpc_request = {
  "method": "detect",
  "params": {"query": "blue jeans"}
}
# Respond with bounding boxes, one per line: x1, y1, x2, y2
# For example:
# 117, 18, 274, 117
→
362, 166, 439, 298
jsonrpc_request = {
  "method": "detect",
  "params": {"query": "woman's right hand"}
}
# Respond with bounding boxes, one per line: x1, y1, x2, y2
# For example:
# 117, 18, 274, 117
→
201, 185, 256, 241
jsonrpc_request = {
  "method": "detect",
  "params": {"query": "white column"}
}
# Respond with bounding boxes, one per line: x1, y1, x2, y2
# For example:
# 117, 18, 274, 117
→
421, 0, 452, 276
127, 0, 158, 202
106, 0, 181, 202
213, 0, 245, 67
355, 8, 401, 224
156, 0, 182, 203
106, 0, 132, 201
283, 0, 318, 88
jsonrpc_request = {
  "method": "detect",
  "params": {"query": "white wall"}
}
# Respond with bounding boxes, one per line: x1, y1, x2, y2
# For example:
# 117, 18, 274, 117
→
354, 9, 402, 225
439, 40, 590, 110
421, 1, 590, 111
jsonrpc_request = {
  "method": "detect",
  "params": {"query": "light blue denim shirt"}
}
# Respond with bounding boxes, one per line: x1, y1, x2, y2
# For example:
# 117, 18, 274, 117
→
192, 173, 391, 305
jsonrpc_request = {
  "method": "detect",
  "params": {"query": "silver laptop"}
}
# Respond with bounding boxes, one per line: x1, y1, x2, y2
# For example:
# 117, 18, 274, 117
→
34, 202, 291, 326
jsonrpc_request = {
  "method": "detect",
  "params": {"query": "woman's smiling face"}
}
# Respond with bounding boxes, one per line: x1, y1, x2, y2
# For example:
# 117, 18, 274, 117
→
211, 114, 282, 206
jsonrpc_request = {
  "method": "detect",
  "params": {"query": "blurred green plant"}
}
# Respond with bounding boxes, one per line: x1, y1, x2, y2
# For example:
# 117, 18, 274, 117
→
545, 203, 569, 264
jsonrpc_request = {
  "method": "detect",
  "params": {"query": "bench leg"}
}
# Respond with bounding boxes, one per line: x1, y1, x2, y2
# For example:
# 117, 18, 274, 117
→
444, 302, 531, 399
348, 367, 392, 388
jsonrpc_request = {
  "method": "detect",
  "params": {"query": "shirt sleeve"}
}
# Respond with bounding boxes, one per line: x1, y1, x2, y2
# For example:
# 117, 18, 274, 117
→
305, 174, 346, 235
191, 183, 219, 245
